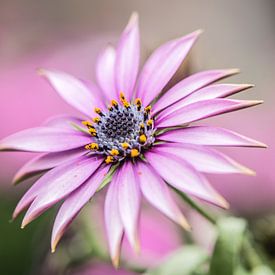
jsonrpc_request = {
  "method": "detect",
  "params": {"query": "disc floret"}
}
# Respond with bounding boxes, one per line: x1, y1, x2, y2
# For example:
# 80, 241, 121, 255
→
83, 93, 155, 163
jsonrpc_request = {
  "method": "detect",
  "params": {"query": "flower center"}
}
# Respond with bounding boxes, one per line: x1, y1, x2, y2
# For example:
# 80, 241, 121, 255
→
83, 93, 155, 163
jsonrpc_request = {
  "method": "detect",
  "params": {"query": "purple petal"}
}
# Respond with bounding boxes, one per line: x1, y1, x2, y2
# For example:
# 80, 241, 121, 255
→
96, 45, 117, 101
136, 30, 202, 106
158, 126, 266, 148
51, 165, 109, 252
136, 161, 190, 229
21, 155, 102, 227
43, 115, 83, 130
153, 143, 255, 175
104, 171, 124, 267
13, 148, 87, 185
115, 13, 140, 100
158, 83, 252, 118
153, 68, 240, 115
156, 99, 263, 128
117, 161, 141, 252
38, 69, 104, 117
145, 150, 228, 208
0, 127, 91, 152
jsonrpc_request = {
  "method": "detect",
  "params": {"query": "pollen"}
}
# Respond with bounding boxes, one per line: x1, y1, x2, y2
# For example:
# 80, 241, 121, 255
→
145, 106, 151, 113
135, 98, 142, 106
94, 107, 102, 115
105, 156, 114, 164
131, 149, 140, 158
147, 119, 153, 126
139, 134, 147, 144
82, 121, 93, 127
93, 117, 101, 123
85, 143, 99, 150
110, 149, 119, 156
121, 142, 129, 149
111, 99, 118, 107
119, 92, 126, 102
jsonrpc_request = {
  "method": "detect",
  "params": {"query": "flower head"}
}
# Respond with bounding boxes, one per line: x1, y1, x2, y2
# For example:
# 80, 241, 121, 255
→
0, 13, 266, 267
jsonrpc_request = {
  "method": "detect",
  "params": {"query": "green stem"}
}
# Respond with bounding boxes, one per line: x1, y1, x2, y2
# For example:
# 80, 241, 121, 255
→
174, 189, 217, 225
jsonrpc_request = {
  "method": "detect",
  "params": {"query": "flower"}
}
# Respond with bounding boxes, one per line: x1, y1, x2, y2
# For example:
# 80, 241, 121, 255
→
0, 13, 265, 266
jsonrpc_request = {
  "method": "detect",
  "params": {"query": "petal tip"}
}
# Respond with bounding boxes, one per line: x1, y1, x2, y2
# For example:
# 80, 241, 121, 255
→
111, 254, 120, 269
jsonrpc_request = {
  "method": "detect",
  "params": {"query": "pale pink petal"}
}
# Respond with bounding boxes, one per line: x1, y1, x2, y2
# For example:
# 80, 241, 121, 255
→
13, 148, 87, 185
158, 126, 266, 148
51, 165, 109, 252
158, 83, 252, 118
118, 161, 141, 252
115, 13, 140, 100
38, 69, 104, 117
145, 151, 228, 208
136, 30, 202, 106
136, 161, 190, 229
153, 68, 240, 115
104, 170, 124, 267
21, 155, 102, 227
43, 115, 83, 130
153, 143, 255, 175
156, 99, 263, 128
0, 127, 91, 152
96, 45, 117, 101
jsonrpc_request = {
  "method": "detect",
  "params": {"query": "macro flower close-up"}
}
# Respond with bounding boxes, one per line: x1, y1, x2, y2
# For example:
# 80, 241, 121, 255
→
0, 12, 266, 267
1, 2, 274, 274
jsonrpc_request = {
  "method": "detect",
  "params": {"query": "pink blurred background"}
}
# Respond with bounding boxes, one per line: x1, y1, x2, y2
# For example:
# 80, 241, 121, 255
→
0, 1, 274, 274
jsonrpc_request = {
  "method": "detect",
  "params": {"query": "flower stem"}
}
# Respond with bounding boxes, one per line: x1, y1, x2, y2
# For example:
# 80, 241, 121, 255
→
174, 189, 217, 225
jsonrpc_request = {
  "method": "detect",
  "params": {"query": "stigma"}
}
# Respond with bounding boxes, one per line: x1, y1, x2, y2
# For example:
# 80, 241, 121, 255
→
83, 93, 155, 163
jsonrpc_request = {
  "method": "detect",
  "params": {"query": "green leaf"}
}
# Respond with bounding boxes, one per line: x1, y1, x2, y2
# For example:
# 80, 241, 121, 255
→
145, 245, 208, 275
209, 217, 247, 275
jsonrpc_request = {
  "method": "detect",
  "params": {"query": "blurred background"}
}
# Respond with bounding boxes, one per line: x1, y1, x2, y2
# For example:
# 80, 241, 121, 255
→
0, 1, 274, 274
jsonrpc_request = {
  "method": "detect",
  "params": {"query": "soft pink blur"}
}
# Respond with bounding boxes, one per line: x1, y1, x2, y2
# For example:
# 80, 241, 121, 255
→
0, 35, 115, 185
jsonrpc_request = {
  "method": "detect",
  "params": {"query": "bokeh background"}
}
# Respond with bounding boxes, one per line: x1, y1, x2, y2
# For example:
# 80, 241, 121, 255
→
0, 1, 274, 274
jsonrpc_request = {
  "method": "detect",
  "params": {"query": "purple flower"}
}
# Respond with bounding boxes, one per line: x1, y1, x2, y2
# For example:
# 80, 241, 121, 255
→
0, 13, 265, 266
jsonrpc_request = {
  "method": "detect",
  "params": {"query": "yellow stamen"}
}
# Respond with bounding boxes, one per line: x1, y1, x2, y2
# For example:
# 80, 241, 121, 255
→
110, 149, 119, 156
147, 119, 153, 126
139, 134, 147, 144
88, 128, 97, 134
119, 92, 126, 102
93, 117, 100, 123
145, 105, 151, 113
121, 142, 129, 149
135, 98, 142, 106
123, 101, 130, 108
105, 156, 114, 164
140, 123, 145, 129
131, 149, 139, 158
85, 143, 99, 150
94, 107, 102, 114
82, 121, 93, 127
108, 105, 113, 111
111, 99, 118, 107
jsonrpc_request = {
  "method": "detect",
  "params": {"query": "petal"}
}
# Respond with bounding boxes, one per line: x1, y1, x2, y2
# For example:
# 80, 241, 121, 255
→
96, 45, 117, 101
38, 69, 104, 117
13, 148, 87, 185
51, 165, 109, 252
153, 143, 255, 175
21, 155, 102, 227
43, 115, 83, 130
104, 171, 124, 267
115, 12, 140, 100
0, 127, 91, 152
136, 161, 190, 229
136, 30, 202, 106
117, 161, 141, 252
158, 126, 266, 148
158, 83, 252, 118
156, 99, 263, 128
145, 150, 228, 208
153, 68, 240, 115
